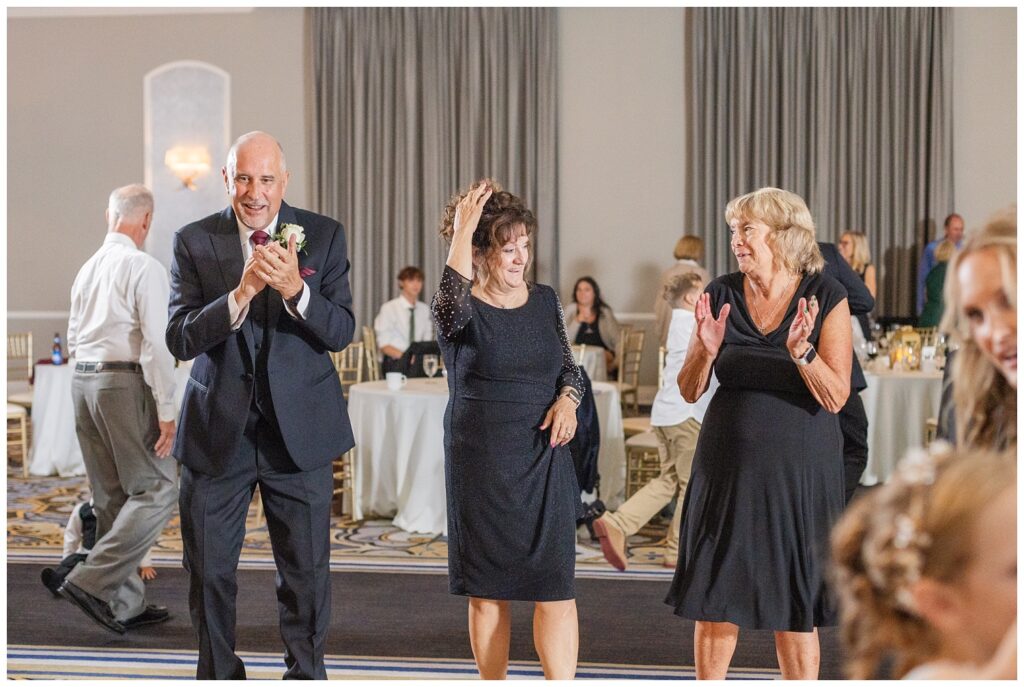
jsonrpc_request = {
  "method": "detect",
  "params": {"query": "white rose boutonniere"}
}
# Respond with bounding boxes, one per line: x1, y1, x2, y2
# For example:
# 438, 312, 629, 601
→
276, 223, 307, 253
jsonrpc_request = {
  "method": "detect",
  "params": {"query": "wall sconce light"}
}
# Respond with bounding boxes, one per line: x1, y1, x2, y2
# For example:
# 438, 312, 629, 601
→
164, 145, 211, 190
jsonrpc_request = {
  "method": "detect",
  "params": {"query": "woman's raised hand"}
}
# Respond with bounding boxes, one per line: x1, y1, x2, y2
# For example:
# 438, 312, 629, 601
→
453, 181, 493, 241
695, 292, 730, 357
787, 295, 819, 357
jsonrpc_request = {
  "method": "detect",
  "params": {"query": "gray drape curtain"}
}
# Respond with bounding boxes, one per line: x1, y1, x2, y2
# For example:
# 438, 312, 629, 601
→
309, 8, 558, 331
685, 8, 952, 317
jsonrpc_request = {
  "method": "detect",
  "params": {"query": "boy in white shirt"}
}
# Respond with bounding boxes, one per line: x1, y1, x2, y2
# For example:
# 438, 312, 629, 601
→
373, 266, 434, 374
594, 272, 719, 569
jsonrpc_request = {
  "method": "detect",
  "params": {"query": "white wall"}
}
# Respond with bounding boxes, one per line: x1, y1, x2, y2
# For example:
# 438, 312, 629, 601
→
951, 7, 1017, 232
7, 8, 308, 359
557, 8, 686, 314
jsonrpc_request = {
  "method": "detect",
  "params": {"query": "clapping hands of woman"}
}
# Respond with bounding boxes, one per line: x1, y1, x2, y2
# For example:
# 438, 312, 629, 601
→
786, 295, 819, 358
694, 292, 731, 357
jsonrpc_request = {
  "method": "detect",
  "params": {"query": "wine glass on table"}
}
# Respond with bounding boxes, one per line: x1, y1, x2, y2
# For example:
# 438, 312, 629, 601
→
423, 354, 439, 379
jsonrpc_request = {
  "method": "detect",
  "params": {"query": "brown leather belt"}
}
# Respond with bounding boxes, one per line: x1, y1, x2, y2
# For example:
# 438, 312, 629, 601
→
74, 361, 142, 373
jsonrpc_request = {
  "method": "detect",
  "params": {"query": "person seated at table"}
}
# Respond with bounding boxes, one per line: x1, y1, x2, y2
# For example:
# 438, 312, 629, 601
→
938, 207, 1016, 449
654, 234, 711, 346
593, 271, 717, 570
918, 239, 955, 328
563, 276, 621, 377
831, 443, 1016, 679
374, 265, 434, 375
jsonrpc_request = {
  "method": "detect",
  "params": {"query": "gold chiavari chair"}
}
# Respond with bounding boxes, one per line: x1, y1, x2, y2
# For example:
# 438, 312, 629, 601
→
7, 332, 34, 410
333, 448, 356, 522
625, 431, 660, 499
613, 328, 646, 416
331, 342, 365, 399
361, 325, 381, 382
7, 403, 30, 477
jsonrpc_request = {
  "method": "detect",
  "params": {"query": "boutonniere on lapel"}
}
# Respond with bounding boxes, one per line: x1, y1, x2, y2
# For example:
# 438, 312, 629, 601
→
275, 223, 317, 277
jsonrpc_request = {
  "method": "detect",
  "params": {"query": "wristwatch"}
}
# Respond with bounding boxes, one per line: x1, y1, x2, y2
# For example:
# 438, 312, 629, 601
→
793, 343, 817, 366
286, 286, 304, 310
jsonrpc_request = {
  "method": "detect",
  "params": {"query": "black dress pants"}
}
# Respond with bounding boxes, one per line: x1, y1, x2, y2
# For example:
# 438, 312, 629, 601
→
179, 403, 333, 680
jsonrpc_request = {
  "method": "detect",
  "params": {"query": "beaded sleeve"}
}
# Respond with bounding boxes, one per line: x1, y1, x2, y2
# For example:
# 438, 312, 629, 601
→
551, 287, 584, 398
431, 265, 474, 341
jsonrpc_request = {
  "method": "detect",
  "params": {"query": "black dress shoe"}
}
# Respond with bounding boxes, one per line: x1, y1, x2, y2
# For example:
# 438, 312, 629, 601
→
122, 605, 171, 630
40, 568, 62, 597
57, 580, 125, 634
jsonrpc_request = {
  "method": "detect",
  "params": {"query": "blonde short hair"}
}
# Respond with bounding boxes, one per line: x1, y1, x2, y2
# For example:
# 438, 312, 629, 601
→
724, 187, 824, 274
673, 235, 704, 262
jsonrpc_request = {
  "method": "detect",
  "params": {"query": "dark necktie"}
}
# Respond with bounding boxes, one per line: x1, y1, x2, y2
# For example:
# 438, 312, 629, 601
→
251, 229, 270, 248
409, 306, 415, 345
249, 229, 274, 417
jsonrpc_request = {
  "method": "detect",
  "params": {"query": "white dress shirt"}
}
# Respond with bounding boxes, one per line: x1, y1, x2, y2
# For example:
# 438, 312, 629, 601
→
67, 232, 178, 421
374, 296, 433, 356
650, 308, 719, 427
227, 213, 311, 329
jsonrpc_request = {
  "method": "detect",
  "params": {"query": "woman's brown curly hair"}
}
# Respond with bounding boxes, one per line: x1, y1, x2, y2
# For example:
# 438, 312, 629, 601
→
439, 180, 536, 289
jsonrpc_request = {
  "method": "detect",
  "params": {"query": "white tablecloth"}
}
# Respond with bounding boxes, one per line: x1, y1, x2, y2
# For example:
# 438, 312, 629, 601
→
347, 378, 626, 535
860, 368, 944, 486
29, 365, 85, 477
29, 362, 192, 477
579, 348, 607, 382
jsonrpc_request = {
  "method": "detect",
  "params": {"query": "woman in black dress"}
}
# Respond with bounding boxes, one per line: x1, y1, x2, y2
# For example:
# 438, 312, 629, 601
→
432, 180, 584, 679
669, 187, 852, 679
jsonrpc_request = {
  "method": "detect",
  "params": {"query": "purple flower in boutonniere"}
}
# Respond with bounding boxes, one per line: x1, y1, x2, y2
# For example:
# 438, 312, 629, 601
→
299, 266, 317, 278
275, 223, 308, 254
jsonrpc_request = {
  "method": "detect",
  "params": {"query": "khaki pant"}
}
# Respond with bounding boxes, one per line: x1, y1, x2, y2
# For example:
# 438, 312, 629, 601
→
604, 418, 701, 561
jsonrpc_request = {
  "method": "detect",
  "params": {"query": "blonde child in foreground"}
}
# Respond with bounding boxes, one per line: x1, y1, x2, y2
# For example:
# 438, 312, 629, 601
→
831, 443, 1016, 679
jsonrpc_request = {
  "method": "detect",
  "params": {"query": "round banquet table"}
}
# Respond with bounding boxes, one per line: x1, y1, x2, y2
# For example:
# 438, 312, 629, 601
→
859, 367, 944, 486
28, 362, 193, 477
347, 378, 627, 535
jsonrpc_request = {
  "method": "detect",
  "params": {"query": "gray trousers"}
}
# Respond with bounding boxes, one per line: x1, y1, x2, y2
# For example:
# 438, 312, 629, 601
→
68, 369, 178, 621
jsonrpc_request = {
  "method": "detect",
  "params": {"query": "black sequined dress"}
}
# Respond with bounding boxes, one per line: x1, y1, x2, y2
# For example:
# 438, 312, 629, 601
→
431, 266, 584, 601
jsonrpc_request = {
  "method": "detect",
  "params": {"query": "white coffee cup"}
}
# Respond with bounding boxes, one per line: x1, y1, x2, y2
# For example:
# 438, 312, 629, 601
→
386, 372, 407, 391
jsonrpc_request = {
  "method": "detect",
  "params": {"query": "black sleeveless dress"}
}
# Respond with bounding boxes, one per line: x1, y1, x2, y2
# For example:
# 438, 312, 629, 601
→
431, 266, 584, 601
665, 271, 846, 631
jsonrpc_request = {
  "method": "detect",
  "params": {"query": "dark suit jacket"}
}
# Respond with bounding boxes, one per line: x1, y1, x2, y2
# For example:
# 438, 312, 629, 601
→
819, 241, 874, 391
167, 202, 356, 476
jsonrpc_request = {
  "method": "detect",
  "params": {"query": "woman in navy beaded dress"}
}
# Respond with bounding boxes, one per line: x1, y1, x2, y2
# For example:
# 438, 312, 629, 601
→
431, 180, 584, 679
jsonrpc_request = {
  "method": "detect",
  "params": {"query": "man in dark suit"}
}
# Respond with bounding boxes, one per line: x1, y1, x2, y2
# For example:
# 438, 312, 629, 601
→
819, 241, 874, 505
166, 131, 355, 679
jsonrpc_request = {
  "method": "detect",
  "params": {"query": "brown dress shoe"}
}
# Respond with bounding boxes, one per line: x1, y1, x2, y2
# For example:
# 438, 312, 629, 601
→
593, 515, 628, 570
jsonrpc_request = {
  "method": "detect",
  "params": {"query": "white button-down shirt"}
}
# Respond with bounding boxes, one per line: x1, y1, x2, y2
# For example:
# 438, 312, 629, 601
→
67, 232, 178, 421
650, 308, 718, 427
226, 213, 311, 329
374, 296, 433, 356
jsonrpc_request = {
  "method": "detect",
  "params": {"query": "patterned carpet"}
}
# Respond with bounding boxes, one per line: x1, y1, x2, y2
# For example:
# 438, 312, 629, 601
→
7, 469, 675, 578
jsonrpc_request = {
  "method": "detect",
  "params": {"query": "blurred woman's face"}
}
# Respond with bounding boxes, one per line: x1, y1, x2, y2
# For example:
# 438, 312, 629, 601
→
838, 235, 854, 263
957, 248, 1017, 388
951, 485, 1017, 662
495, 227, 529, 289
575, 281, 595, 307
730, 218, 775, 275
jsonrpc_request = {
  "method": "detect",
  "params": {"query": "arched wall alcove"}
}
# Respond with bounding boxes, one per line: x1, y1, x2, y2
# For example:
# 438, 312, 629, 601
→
144, 60, 230, 269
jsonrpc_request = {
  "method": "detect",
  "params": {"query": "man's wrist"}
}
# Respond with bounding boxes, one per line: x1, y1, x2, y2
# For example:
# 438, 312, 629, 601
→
232, 287, 252, 308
